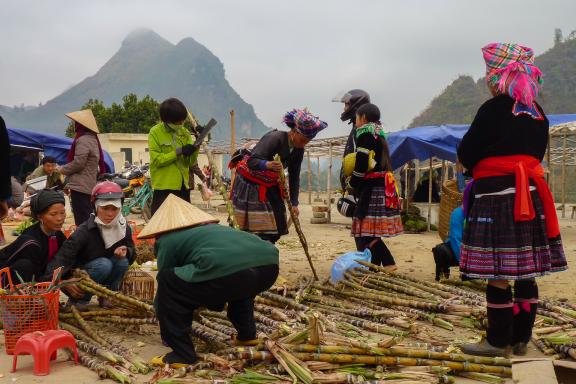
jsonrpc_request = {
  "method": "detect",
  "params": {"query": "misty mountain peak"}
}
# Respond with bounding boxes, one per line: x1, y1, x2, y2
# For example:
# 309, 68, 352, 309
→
121, 28, 172, 49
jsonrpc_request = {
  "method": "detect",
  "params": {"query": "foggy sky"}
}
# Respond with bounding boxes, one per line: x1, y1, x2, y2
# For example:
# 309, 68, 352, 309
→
1, 0, 575, 137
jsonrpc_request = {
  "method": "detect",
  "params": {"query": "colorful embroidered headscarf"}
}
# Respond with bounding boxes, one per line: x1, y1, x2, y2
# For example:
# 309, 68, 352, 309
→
482, 43, 543, 119
283, 108, 328, 139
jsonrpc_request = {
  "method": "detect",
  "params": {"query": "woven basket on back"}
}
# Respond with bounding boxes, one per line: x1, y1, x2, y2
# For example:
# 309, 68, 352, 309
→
438, 179, 463, 241
120, 269, 155, 303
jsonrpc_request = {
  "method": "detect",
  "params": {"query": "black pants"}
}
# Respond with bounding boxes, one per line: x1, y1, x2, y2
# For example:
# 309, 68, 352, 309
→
156, 264, 279, 363
355, 236, 395, 266
70, 190, 92, 226
151, 185, 190, 215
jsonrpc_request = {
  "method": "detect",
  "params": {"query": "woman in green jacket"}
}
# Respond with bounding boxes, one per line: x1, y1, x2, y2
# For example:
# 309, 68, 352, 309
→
138, 194, 279, 367
148, 98, 199, 215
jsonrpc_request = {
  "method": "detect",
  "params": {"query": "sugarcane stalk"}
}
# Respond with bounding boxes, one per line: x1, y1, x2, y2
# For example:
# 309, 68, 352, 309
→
254, 303, 291, 322
346, 270, 436, 300
191, 322, 228, 349
285, 345, 511, 366
311, 302, 411, 331
198, 315, 236, 336
234, 350, 512, 376
254, 311, 282, 328
77, 279, 154, 313
75, 339, 121, 364
71, 306, 112, 347
88, 316, 158, 325
531, 335, 557, 355
59, 321, 103, 347
75, 349, 134, 383
457, 372, 506, 383
274, 154, 318, 281
343, 274, 438, 303
304, 294, 400, 319
59, 309, 149, 319
313, 282, 445, 313
259, 291, 309, 312
70, 349, 106, 380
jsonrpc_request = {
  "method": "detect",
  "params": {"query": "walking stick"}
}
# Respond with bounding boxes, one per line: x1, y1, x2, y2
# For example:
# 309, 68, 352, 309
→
187, 111, 239, 229
274, 155, 319, 280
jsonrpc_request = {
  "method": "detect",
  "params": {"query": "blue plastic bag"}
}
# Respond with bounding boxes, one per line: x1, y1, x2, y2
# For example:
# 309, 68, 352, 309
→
330, 248, 372, 283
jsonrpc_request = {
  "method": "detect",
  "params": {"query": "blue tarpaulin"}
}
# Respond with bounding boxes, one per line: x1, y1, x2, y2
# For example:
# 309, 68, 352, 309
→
7, 127, 115, 173
387, 114, 576, 169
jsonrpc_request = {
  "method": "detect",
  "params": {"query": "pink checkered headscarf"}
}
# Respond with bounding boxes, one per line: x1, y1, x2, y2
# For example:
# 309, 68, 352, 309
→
482, 43, 543, 107
283, 108, 328, 139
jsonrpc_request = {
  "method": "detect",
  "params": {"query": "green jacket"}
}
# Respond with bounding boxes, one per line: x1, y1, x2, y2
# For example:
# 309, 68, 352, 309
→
156, 224, 279, 283
148, 122, 198, 190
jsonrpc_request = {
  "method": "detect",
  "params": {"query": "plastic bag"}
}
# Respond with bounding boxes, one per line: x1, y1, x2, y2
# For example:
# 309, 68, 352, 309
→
330, 248, 372, 283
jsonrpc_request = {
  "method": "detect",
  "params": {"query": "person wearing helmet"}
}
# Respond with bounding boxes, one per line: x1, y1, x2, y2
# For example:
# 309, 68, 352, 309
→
42, 181, 136, 308
0, 189, 67, 284
230, 108, 327, 243
332, 89, 370, 190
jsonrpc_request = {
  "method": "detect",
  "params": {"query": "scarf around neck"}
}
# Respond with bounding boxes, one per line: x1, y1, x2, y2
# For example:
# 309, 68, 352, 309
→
94, 212, 127, 249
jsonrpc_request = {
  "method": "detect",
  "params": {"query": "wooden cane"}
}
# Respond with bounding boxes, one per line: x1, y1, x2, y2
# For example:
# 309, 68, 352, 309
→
274, 155, 319, 280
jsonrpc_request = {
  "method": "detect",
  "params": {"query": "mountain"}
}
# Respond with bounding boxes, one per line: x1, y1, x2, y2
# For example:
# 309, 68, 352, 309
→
0, 29, 269, 140
409, 38, 576, 127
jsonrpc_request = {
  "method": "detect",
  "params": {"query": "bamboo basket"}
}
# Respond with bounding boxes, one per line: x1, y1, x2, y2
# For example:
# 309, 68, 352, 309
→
438, 179, 463, 241
120, 269, 155, 303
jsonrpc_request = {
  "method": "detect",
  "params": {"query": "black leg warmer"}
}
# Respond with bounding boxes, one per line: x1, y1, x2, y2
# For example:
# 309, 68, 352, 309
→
486, 285, 513, 348
513, 279, 539, 344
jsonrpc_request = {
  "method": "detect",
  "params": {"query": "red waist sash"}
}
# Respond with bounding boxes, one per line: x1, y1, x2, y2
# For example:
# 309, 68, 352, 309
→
472, 155, 559, 238
236, 158, 284, 202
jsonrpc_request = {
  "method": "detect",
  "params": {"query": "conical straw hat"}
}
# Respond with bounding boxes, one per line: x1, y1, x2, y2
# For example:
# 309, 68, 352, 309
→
65, 109, 100, 133
137, 194, 220, 239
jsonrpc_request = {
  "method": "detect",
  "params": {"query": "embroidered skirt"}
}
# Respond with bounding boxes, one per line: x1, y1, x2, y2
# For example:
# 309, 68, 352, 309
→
459, 190, 567, 280
351, 185, 403, 238
231, 174, 287, 235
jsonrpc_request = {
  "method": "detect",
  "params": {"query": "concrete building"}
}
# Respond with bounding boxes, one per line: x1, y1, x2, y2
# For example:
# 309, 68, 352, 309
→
98, 133, 223, 176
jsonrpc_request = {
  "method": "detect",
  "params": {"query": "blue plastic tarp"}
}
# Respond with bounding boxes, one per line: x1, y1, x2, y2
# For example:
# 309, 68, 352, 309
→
387, 114, 576, 169
7, 127, 115, 173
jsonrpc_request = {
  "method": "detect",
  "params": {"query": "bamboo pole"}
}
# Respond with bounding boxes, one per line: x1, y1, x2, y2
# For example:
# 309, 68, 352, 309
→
427, 157, 433, 231
562, 128, 567, 218
307, 151, 312, 205
327, 142, 333, 223
274, 154, 318, 280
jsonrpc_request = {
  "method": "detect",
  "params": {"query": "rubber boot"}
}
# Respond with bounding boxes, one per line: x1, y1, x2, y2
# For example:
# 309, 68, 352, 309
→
461, 285, 513, 357
512, 280, 538, 356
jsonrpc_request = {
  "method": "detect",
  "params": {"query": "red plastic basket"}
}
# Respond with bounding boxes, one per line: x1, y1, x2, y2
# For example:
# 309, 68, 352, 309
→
0, 267, 62, 354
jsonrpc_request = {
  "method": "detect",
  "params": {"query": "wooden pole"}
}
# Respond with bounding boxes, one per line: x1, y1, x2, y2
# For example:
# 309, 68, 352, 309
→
230, 110, 236, 181
427, 158, 433, 231
316, 157, 321, 196
327, 142, 333, 223
230, 110, 236, 155
562, 128, 567, 218
307, 151, 312, 205
414, 159, 420, 193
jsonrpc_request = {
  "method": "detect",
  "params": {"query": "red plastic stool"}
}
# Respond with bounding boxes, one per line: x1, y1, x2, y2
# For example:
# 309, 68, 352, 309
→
12, 330, 78, 376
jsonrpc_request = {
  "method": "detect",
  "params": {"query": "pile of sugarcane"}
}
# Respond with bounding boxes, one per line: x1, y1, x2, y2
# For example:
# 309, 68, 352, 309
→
57, 270, 157, 383
156, 262, 514, 384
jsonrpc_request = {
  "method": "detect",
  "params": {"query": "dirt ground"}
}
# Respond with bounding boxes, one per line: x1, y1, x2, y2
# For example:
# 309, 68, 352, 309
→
0, 191, 574, 383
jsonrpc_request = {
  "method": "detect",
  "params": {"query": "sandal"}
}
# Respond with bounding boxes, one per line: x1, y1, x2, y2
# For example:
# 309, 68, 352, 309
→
149, 354, 190, 369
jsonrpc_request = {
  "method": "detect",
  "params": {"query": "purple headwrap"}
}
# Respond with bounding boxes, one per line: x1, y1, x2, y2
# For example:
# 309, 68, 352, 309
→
283, 108, 328, 139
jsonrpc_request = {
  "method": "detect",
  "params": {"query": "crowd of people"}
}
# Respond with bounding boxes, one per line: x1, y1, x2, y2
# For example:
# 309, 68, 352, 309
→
0, 41, 567, 364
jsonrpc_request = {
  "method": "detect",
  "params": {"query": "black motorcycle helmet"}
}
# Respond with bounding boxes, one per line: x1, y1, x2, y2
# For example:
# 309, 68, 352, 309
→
332, 89, 371, 124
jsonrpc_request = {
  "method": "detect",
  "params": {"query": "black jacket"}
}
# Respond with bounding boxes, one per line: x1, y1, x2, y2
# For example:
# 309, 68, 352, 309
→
42, 214, 135, 280
0, 223, 66, 283
247, 130, 304, 206
457, 95, 548, 173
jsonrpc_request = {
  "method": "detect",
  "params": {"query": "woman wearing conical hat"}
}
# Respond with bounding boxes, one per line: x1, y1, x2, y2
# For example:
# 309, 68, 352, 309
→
60, 109, 106, 225
230, 108, 327, 244
138, 195, 279, 367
